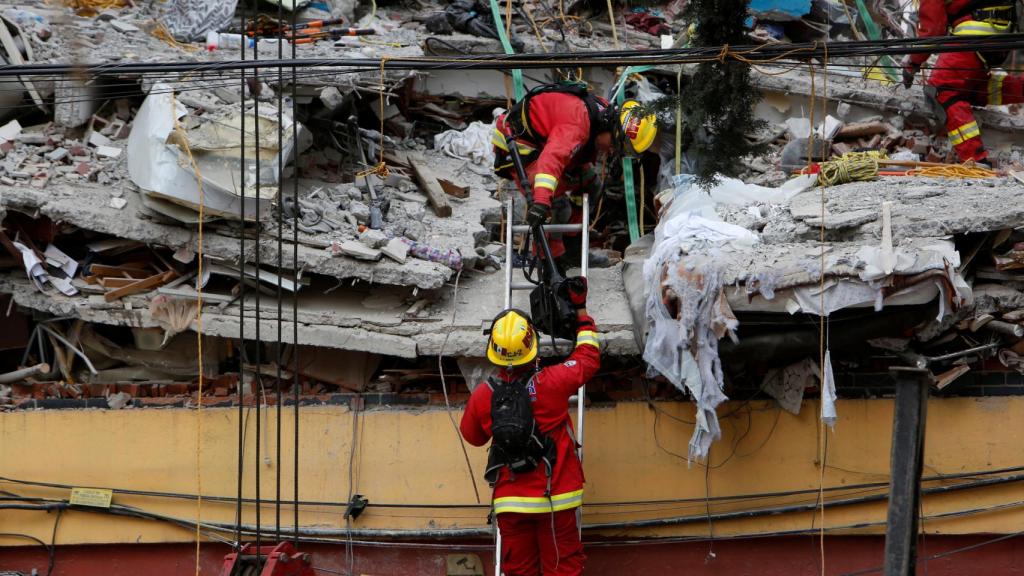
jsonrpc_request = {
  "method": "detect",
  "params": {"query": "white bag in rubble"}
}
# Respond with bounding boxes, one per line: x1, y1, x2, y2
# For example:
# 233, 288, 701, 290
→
160, 0, 239, 42
434, 120, 496, 166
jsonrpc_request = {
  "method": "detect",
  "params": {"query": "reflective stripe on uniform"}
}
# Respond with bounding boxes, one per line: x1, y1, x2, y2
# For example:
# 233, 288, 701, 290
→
576, 330, 600, 350
493, 130, 537, 156
493, 489, 584, 514
948, 120, 981, 145
493, 129, 510, 151
951, 20, 1005, 35
989, 72, 1007, 106
534, 173, 559, 191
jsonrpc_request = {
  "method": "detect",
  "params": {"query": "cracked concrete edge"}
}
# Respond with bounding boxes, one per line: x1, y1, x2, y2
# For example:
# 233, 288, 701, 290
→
0, 183, 453, 290
0, 274, 640, 358
749, 70, 1024, 133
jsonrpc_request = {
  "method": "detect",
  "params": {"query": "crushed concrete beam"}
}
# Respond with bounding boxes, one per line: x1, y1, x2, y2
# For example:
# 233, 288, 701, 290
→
0, 181, 454, 290
0, 264, 641, 357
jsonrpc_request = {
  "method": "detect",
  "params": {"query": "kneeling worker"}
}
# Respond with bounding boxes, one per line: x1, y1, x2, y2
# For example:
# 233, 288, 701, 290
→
493, 83, 657, 268
460, 277, 599, 575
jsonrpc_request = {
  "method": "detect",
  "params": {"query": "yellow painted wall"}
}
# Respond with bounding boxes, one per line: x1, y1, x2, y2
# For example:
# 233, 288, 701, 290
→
1, 396, 1022, 546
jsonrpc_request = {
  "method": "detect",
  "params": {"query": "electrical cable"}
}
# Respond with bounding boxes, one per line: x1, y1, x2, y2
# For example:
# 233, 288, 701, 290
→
251, 6, 265, 563
19, 448, 1020, 510
0, 531, 54, 575
344, 402, 359, 576
275, 0, 285, 545
5, 34, 1024, 78
2, 493, 1023, 549
0, 60, 1016, 120
838, 528, 1024, 576
236, 0, 249, 556
291, 0, 302, 551
437, 269, 482, 504
47, 508, 62, 576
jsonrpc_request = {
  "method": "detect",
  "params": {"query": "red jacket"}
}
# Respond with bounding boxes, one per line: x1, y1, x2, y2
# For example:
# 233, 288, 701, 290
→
910, 0, 985, 66
460, 317, 601, 514
495, 92, 598, 207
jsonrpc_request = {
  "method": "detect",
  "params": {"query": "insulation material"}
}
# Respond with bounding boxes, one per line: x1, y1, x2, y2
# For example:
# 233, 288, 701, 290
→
127, 84, 310, 221
762, 357, 820, 415
644, 260, 736, 462
434, 118, 498, 166
149, 295, 198, 347
457, 357, 499, 392
821, 350, 838, 428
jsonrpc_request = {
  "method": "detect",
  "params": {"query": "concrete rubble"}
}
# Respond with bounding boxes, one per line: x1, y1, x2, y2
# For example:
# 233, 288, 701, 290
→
0, 0, 1023, 426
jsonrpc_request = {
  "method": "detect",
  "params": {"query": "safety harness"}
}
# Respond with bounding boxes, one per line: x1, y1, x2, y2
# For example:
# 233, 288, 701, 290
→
492, 82, 612, 181
950, 0, 1017, 35
949, 0, 1018, 66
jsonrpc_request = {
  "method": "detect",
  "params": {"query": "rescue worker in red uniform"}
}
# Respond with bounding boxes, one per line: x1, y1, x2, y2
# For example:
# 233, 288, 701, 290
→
460, 278, 599, 576
903, 0, 1022, 163
492, 83, 656, 267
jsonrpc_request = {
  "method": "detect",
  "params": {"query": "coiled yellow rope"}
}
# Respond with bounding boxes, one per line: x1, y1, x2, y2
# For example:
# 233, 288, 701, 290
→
817, 154, 880, 186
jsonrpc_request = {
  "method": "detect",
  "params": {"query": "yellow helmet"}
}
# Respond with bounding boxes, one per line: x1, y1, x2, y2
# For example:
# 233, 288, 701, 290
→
486, 309, 538, 367
619, 100, 657, 154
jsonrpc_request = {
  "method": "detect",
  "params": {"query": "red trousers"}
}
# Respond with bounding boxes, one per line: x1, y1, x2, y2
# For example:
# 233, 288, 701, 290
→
928, 50, 1024, 162
497, 508, 585, 576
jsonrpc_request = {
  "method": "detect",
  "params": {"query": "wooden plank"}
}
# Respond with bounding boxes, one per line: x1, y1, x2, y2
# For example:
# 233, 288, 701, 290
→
104, 270, 176, 302
89, 263, 151, 278
406, 153, 452, 217
439, 178, 470, 199
0, 230, 23, 262
98, 277, 138, 289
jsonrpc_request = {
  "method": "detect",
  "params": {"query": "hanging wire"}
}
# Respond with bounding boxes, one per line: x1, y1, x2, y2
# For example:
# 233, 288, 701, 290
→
291, 0, 302, 550
235, 0, 249, 552
252, 5, 264, 562
275, 0, 285, 544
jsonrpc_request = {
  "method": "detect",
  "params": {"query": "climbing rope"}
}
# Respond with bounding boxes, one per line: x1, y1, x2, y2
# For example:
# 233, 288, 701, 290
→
357, 57, 391, 180
171, 97, 205, 576
906, 162, 998, 178
817, 155, 880, 186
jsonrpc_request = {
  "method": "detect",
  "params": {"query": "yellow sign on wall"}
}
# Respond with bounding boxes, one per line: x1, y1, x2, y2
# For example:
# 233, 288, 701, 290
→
69, 487, 113, 508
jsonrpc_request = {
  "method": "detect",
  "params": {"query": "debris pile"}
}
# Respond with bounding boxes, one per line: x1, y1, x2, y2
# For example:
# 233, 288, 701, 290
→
1, 0, 1023, 425
638, 171, 1024, 460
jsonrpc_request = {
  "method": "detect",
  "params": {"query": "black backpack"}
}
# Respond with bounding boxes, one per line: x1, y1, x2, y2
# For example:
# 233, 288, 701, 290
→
483, 372, 557, 486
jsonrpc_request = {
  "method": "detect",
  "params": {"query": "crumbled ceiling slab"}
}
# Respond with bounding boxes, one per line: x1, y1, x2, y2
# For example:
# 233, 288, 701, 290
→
769, 177, 1024, 243
0, 264, 639, 358
0, 148, 498, 290
748, 68, 1024, 137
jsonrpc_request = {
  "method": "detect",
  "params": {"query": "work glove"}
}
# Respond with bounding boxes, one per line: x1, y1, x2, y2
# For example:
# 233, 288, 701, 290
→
526, 201, 551, 228
563, 276, 588, 309
901, 56, 919, 90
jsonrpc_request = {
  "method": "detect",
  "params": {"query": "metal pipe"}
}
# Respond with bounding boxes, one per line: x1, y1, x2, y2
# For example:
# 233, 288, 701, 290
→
510, 224, 583, 233
0, 363, 50, 384
925, 342, 1002, 365
37, 325, 98, 375
504, 196, 513, 310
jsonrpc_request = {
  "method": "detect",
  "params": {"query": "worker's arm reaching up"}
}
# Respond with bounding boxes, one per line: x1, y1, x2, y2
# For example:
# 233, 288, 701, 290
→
543, 277, 601, 398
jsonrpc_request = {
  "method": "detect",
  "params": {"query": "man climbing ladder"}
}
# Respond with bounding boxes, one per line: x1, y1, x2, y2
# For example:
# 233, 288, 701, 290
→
460, 278, 598, 576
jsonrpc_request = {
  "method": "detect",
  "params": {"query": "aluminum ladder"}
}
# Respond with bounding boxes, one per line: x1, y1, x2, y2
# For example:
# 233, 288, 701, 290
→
494, 191, 589, 575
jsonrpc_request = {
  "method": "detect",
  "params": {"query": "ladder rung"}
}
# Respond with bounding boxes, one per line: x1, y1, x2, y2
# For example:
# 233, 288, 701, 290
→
511, 281, 535, 290
511, 224, 584, 233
